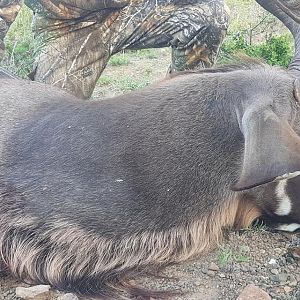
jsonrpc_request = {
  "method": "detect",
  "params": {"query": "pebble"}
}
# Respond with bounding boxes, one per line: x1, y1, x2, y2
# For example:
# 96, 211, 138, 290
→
270, 269, 279, 275
208, 262, 219, 272
283, 286, 293, 294
237, 284, 271, 300
219, 273, 226, 278
207, 270, 215, 277
278, 257, 286, 266
56, 294, 78, 300
289, 280, 297, 287
240, 245, 250, 253
278, 273, 289, 283
271, 273, 290, 284
268, 259, 277, 265
271, 276, 278, 284
286, 256, 295, 264
16, 285, 51, 300
241, 266, 249, 272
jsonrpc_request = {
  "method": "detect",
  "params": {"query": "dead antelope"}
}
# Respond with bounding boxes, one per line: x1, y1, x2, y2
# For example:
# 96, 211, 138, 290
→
0, 0, 300, 299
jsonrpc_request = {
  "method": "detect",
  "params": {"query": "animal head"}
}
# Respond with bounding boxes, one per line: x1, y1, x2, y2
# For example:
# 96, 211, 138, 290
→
230, 0, 300, 192
231, 0, 300, 231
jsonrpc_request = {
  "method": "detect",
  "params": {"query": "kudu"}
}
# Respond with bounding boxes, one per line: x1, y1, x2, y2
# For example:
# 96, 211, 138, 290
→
0, 0, 300, 299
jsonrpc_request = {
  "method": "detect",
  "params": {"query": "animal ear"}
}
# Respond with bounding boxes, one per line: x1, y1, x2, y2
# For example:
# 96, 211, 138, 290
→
232, 108, 300, 191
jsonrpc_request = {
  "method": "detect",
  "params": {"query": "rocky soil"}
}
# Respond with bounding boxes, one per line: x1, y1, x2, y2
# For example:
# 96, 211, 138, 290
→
140, 228, 300, 300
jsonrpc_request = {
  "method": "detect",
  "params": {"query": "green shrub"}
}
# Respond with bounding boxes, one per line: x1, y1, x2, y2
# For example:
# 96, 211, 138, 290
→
118, 76, 150, 91
134, 49, 158, 59
108, 54, 130, 66
98, 75, 114, 86
221, 34, 248, 54
220, 33, 293, 67
251, 35, 293, 67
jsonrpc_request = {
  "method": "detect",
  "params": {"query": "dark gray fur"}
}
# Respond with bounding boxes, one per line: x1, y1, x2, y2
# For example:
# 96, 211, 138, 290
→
1, 71, 244, 236
1, 65, 299, 234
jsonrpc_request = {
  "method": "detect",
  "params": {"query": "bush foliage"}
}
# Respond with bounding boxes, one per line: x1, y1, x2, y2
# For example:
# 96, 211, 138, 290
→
220, 34, 293, 67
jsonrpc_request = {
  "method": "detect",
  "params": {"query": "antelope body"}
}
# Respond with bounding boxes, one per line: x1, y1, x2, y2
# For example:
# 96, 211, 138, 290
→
0, 1, 300, 299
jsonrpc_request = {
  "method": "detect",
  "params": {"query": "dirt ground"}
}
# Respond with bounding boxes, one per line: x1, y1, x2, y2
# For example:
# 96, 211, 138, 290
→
0, 49, 299, 300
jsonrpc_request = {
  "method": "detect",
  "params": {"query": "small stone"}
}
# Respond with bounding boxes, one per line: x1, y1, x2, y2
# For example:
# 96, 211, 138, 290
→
237, 284, 271, 300
284, 286, 293, 294
235, 265, 241, 271
240, 245, 250, 253
289, 281, 298, 287
16, 285, 51, 300
271, 269, 279, 275
268, 259, 277, 265
241, 266, 249, 272
278, 273, 289, 283
219, 273, 226, 278
279, 257, 286, 266
270, 275, 280, 283
57, 294, 79, 300
208, 262, 220, 272
289, 265, 295, 271
207, 270, 215, 277
250, 270, 257, 275
286, 256, 295, 263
